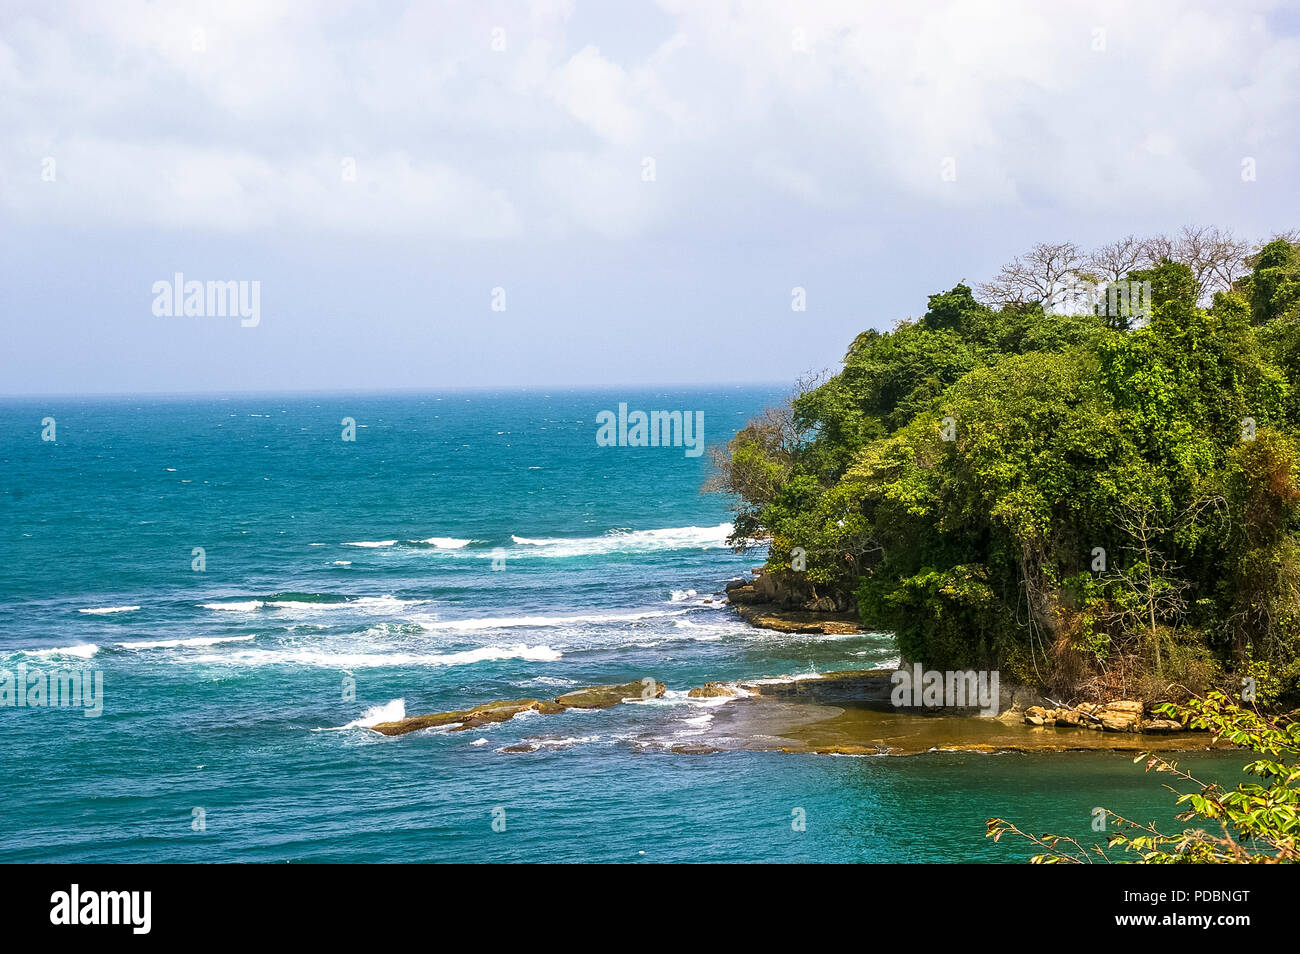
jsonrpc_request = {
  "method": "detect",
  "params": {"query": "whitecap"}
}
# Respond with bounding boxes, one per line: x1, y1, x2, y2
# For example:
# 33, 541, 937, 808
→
187, 644, 562, 668
340, 698, 406, 729
508, 523, 736, 557
200, 600, 265, 612
414, 609, 685, 633
16, 644, 100, 660
408, 537, 473, 549
117, 635, 255, 650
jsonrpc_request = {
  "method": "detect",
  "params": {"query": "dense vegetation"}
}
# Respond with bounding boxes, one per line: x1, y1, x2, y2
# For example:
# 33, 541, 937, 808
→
710, 229, 1300, 703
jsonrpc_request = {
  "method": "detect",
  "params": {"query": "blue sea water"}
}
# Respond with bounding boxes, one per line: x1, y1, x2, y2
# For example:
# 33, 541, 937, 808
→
0, 388, 1247, 863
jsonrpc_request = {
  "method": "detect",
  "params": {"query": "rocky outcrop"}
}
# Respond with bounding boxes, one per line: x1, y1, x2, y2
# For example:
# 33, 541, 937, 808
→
553, 681, 665, 709
740, 669, 896, 707
726, 570, 862, 634
369, 680, 666, 737
1022, 701, 1188, 733
687, 681, 738, 698
369, 699, 545, 736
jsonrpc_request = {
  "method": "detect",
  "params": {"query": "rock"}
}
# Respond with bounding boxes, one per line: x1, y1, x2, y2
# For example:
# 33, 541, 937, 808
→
1139, 718, 1183, 733
687, 681, 736, 698
735, 603, 861, 634
1026, 715, 1045, 726
1101, 701, 1145, 716
370, 699, 541, 737
727, 568, 858, 620
740, 669, 895, 707
553, 680, 665, 709
723, 581, 763, 605
1025, 706, 1048, 721
1096, 701, 1145, 732
369, 679, 666, 737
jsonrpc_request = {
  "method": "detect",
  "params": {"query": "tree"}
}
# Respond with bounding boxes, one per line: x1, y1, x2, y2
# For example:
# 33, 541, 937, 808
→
1088, 234, 1149, 283
976, 241, 1087, 308
708, 227, 1300, 701
1103, 500, 1198, 674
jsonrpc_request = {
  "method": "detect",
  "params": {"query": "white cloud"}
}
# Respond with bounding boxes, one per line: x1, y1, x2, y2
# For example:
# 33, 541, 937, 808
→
0, 0, 1296, 237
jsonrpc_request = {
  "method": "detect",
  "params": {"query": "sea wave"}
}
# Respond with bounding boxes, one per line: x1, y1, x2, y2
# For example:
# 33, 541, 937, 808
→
509, 523, 734, 557
187, 643, 562, 668
200, 594, 425, 613
413, 609, 687, 632
407, 537, 473, 549
11, 644, 100, 660
341, 698, 407, 729
117, 635, 256, 650
78, 605, 141, 615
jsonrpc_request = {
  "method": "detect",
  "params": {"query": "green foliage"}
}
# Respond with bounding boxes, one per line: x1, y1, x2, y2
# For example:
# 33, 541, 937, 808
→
709, 233, 1300, 696
1248, 239, 1300, 326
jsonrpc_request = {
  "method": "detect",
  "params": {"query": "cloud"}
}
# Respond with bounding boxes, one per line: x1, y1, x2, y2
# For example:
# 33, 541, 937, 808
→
1, 0, 1297, 238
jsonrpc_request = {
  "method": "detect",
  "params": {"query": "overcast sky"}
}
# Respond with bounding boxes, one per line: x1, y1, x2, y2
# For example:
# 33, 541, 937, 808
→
2, 0, 1299, 395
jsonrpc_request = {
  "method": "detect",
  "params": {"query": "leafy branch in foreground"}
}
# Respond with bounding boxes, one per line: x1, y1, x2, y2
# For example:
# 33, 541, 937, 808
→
986, 691, 1300, 863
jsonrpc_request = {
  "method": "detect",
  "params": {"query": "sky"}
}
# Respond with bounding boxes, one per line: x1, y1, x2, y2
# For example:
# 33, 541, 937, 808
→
1, 0, 1299, 395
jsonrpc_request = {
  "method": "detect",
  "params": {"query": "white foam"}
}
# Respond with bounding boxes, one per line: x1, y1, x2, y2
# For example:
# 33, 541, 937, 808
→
341, 540, 397, 548
188, 643, 562, 668
409, 537, 473, 549
78, 605, 141, 615
342, 698, 407, 728
17, 644, 100, 660
512, 675, 579, 689
509, 523, 734, 557
498, 735, 602, 752
745, 672, 824, 685
117, 634, 256, 650
669, 589, 698, 602
414, 609, 686, 633
201, 595, 424, 614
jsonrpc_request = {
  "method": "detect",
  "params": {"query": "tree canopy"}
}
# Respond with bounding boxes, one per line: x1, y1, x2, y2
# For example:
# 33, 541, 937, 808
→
711, 231, 1300, 703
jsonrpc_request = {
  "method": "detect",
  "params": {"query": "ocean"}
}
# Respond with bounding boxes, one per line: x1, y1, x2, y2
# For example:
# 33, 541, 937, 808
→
0, 388, 1246, 863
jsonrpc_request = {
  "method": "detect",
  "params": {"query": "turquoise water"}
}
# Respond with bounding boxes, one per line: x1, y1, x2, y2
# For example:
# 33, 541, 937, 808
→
0, 388, 1246, 862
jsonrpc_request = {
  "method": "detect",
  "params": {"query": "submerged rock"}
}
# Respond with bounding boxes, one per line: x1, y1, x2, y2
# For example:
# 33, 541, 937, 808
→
369, 699, 543, 736
368, 680, 666, 737
553, 680, 665, 708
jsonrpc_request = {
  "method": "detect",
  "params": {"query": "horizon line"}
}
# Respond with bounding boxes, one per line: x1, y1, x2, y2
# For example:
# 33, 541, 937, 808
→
0, 380, 798, 401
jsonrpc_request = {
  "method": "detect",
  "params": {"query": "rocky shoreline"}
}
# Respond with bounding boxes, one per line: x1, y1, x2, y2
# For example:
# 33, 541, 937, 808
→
366, 667, 1219, 756
368, 680, 666, 736
723, 569, 863, 634
361, 572, 1226, 754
